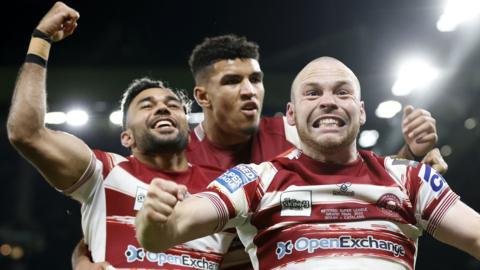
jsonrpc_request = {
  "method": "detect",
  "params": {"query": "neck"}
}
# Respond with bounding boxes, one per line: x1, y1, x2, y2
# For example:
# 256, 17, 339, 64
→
133, 149, 189, 172
301, 143, 359, 164
202, 114, 252, 147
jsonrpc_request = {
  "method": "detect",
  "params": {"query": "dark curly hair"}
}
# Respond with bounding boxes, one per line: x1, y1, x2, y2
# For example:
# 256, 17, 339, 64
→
120, 77, 192, 129
188, 34, 260, 82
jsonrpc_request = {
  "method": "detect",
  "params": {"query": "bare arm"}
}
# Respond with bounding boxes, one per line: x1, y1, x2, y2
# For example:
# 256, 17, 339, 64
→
434, 200, 480, 259
135, 178, 219, 252
6, 2, 90, 190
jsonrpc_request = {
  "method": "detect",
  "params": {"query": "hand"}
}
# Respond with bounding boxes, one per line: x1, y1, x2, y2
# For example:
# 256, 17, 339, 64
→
36, 2, 80, 42
141, 178, 188, 224
402, 105, 437, 157
421, 148, 448, 175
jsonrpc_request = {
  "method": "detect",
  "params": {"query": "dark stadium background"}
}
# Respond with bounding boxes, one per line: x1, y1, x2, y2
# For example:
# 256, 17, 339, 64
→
1, 1, 480, 269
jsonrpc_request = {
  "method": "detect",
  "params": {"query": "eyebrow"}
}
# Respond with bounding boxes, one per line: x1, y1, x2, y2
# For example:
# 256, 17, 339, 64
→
301, 80, 354, 89
136, 95, 181, 105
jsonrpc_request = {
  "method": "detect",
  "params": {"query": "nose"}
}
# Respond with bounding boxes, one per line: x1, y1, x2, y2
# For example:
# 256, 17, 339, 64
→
153, 102, 171, 115
239, 79, 256, 99
318, 92, 338, 111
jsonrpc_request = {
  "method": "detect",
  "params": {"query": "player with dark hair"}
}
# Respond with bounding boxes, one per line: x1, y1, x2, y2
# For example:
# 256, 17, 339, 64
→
7, 3, 232, 269
74, 33, 446, 270
182, 34, 445, 269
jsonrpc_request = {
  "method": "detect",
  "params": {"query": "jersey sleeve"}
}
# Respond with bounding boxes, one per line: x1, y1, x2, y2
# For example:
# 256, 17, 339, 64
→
62, 149, 126, 203
408, 163, 460, 235
196, 162, 277, 232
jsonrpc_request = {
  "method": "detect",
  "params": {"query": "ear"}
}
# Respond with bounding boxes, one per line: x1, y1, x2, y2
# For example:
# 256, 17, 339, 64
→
359, 101, 366, 126
286, 102, 296, 126
120, 130, 134, 148
194, 86, 211, 108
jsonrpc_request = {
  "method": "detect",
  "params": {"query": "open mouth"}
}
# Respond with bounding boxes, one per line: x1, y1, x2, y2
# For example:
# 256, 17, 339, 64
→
150, 118, 176, 130
312, 117, 345, 128
240, 102, 259, 116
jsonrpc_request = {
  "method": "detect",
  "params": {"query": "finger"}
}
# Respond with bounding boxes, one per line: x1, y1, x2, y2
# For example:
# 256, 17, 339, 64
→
404, 116, 435, 138
147, 187, 178, 207
415, 133, 438, 144
176, 185, 188, 201
432, 162, 448, 175
403, 105, 414, 121
403, 108, 431, 127
152, 178, 184, 197
409, 122, 436, 141
145, 208, 169, 223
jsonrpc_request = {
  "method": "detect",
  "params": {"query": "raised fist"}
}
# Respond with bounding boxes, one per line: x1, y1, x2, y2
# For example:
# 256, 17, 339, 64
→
36, 2, 80, 42
402, 105, 438, 157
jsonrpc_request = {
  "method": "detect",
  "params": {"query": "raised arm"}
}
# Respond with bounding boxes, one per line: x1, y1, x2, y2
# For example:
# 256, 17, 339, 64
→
6, 2, 90, 190
434, 200, 480, 259
135, 178, 219, 252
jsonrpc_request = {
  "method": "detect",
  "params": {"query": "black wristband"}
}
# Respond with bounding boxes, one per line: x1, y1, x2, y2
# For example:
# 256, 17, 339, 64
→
406, 145, 422, 162
25, 53, 47, 67
32, 29, 52, 44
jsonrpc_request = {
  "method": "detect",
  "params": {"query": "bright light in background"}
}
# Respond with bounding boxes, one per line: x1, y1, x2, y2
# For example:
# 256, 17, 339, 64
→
437, 0, 480, 32
45, 112, 67, 125
66, 109, 89, 126
392, 58, 439, 96
359, 130, 379, 148
375, 100, 402, 119
440, 145, 453, 157
464, 117, 477, 129
109, 110, 123, 126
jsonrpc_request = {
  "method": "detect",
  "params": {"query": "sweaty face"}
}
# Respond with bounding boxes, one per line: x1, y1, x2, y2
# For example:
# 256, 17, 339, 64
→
287, 59, 365, 154
124, 88, 189, 154
204, 58, 265, 137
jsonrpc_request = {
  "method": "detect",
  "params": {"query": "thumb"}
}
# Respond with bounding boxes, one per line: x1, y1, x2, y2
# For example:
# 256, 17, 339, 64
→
176, 185, 188, 201
403, 105, 414, 121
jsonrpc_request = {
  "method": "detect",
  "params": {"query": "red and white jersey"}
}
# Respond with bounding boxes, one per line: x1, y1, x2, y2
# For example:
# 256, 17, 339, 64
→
67, 149, 234, 269
187, 116, 298, 170
199, 149, 460, 270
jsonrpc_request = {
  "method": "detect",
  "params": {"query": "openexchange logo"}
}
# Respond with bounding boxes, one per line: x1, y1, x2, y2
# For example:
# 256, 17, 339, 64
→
275, 236, 405, 260
124, 245, 219, 269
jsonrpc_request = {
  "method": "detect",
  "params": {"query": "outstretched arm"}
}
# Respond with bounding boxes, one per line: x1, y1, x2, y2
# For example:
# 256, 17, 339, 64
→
6, 2, 90, 190
434, 200, 480, 259
135, 178, 219, 252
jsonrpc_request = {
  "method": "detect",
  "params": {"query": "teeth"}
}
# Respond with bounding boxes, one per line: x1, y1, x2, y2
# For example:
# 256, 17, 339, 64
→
154, 120, 172, 129
319, 118, 339, 127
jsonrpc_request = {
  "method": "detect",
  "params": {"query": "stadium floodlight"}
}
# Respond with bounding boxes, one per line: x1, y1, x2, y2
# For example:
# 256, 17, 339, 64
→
392, 58, 439, 96
437, 0, 480, 32
109, 110, 123, 126
375, 100, 402, 119
66, 109, 89, 126
359, 130, 379, 148
45, 112, 67, 125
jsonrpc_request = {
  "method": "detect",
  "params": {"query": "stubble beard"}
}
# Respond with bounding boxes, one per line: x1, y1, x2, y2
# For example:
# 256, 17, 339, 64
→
137, 129, 189, 155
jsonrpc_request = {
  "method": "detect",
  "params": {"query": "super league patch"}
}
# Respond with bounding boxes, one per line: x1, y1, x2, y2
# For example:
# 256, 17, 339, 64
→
215, 164, 257, 193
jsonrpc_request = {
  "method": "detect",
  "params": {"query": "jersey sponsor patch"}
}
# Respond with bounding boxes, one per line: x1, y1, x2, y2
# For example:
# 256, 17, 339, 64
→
280, 190, 312, 216
125, 245, 219, 269
275, 235, 405, 260
215, 164, 257, 193
419, 165, 447, 195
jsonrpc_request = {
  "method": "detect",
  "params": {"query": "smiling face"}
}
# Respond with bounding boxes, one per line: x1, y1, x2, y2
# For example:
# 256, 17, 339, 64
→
195, 58, 265, 143
287, 57, 366, 157
121, 87, 189, 155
